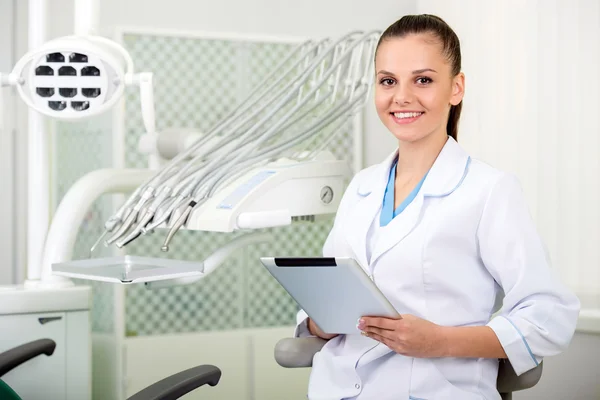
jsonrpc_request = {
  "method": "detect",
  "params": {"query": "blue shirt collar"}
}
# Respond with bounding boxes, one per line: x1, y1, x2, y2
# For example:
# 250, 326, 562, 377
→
380, 157, 429, 227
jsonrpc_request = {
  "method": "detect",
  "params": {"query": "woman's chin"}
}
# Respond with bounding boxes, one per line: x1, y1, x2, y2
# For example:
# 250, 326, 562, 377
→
390, 127, 444, 145
391, 130, 428, 144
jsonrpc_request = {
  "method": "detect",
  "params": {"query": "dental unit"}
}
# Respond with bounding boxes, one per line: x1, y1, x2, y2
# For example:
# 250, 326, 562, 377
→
46, 30, 381, 287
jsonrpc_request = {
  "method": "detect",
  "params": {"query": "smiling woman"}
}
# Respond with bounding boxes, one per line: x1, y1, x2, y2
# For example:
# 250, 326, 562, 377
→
294, 13, 580, 400
371, 15, 468, 210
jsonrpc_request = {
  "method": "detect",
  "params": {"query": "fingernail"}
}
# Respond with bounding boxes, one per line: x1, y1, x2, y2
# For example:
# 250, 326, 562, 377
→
361, 331, 368, 336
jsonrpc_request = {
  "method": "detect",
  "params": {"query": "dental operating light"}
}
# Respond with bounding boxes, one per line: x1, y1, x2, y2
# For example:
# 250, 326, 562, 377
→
2, 35, 157, 151
12, 37, 124, 118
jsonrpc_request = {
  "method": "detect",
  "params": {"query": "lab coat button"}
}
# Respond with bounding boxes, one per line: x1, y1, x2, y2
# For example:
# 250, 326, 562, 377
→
355, 383, 360, 389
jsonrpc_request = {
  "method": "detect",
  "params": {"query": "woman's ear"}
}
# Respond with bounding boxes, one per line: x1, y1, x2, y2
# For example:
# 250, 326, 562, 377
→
450, 72, 465, 106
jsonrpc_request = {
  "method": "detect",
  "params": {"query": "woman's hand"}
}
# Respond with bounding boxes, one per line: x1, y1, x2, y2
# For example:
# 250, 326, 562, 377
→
308, 318, 338, 340
358, 314, 448, 358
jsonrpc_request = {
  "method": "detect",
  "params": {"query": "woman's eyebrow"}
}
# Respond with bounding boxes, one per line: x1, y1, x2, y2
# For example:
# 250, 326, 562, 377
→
376, 68, 438, 75
412, 68, 437, 74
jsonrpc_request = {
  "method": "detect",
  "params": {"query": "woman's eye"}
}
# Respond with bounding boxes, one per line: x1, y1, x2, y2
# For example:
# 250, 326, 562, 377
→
416, 77, 432, 85
380, 78, 395, 86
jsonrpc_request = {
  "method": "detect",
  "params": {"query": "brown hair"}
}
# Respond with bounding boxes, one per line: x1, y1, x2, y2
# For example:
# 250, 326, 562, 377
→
376, 14, 462, 141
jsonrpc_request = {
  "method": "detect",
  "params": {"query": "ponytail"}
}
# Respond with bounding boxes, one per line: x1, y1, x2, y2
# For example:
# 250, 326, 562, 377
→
447, 102, 462, 141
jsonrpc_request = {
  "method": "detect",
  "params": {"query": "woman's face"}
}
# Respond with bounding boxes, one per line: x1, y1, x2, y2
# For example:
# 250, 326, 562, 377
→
374, 33, 464, 144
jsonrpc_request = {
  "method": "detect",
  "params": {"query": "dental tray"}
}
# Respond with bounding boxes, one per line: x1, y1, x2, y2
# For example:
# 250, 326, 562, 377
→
52, 255, 204, 284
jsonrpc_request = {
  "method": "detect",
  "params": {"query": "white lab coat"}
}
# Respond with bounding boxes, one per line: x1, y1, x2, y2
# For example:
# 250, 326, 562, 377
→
294, 137, 580, 400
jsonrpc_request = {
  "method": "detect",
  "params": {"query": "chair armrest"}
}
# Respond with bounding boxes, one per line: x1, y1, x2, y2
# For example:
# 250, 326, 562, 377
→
274, 337, 327, 368
127, 365, 221, 400
497, 359, 543, 393
0, 339, 56, 378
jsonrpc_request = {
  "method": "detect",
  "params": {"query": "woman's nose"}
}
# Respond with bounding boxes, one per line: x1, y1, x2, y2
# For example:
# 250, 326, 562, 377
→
393, 83, 413, 105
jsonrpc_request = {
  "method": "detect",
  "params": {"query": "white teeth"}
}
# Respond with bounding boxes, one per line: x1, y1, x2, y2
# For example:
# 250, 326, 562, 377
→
394, 112, 423, 119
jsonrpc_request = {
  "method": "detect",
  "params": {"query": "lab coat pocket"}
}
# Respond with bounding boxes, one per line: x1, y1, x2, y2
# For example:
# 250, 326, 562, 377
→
307, 350, 363, 400
409, 358, 482, 400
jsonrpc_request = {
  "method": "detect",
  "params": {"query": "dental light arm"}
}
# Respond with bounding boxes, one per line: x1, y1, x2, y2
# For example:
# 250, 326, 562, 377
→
132, 72, 160, 168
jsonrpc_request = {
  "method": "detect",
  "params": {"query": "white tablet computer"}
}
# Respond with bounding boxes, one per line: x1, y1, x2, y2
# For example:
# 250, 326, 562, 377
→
259, 257, 401, 334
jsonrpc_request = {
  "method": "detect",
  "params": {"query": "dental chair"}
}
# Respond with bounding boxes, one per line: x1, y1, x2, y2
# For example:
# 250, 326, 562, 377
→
274, 337, 543, 400
0, 339, 221, 400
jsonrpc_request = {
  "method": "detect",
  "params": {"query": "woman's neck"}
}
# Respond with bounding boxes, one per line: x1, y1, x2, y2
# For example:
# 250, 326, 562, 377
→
396, 132, 448, 181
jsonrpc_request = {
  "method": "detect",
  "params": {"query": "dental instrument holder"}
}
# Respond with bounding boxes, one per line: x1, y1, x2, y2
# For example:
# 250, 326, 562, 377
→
51, 151, 351, 285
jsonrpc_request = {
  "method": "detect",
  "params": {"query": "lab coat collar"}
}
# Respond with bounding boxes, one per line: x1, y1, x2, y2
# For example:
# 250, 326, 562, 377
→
346, 136, 470, 269
356, 136, 470, 198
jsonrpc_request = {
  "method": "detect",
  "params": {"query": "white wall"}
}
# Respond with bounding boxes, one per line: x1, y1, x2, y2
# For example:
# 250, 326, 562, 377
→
12, 0, 29, 285
514, 331, 600, 400
0, 0, 16, 285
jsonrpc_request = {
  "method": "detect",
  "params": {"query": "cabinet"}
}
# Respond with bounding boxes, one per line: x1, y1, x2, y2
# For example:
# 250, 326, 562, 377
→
1, 312, 67, 399
0, 285, 91, 400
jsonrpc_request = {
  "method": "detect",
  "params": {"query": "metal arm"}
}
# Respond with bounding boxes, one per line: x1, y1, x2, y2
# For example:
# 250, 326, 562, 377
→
39, 169, 155, 286
274, 337, 326, 368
